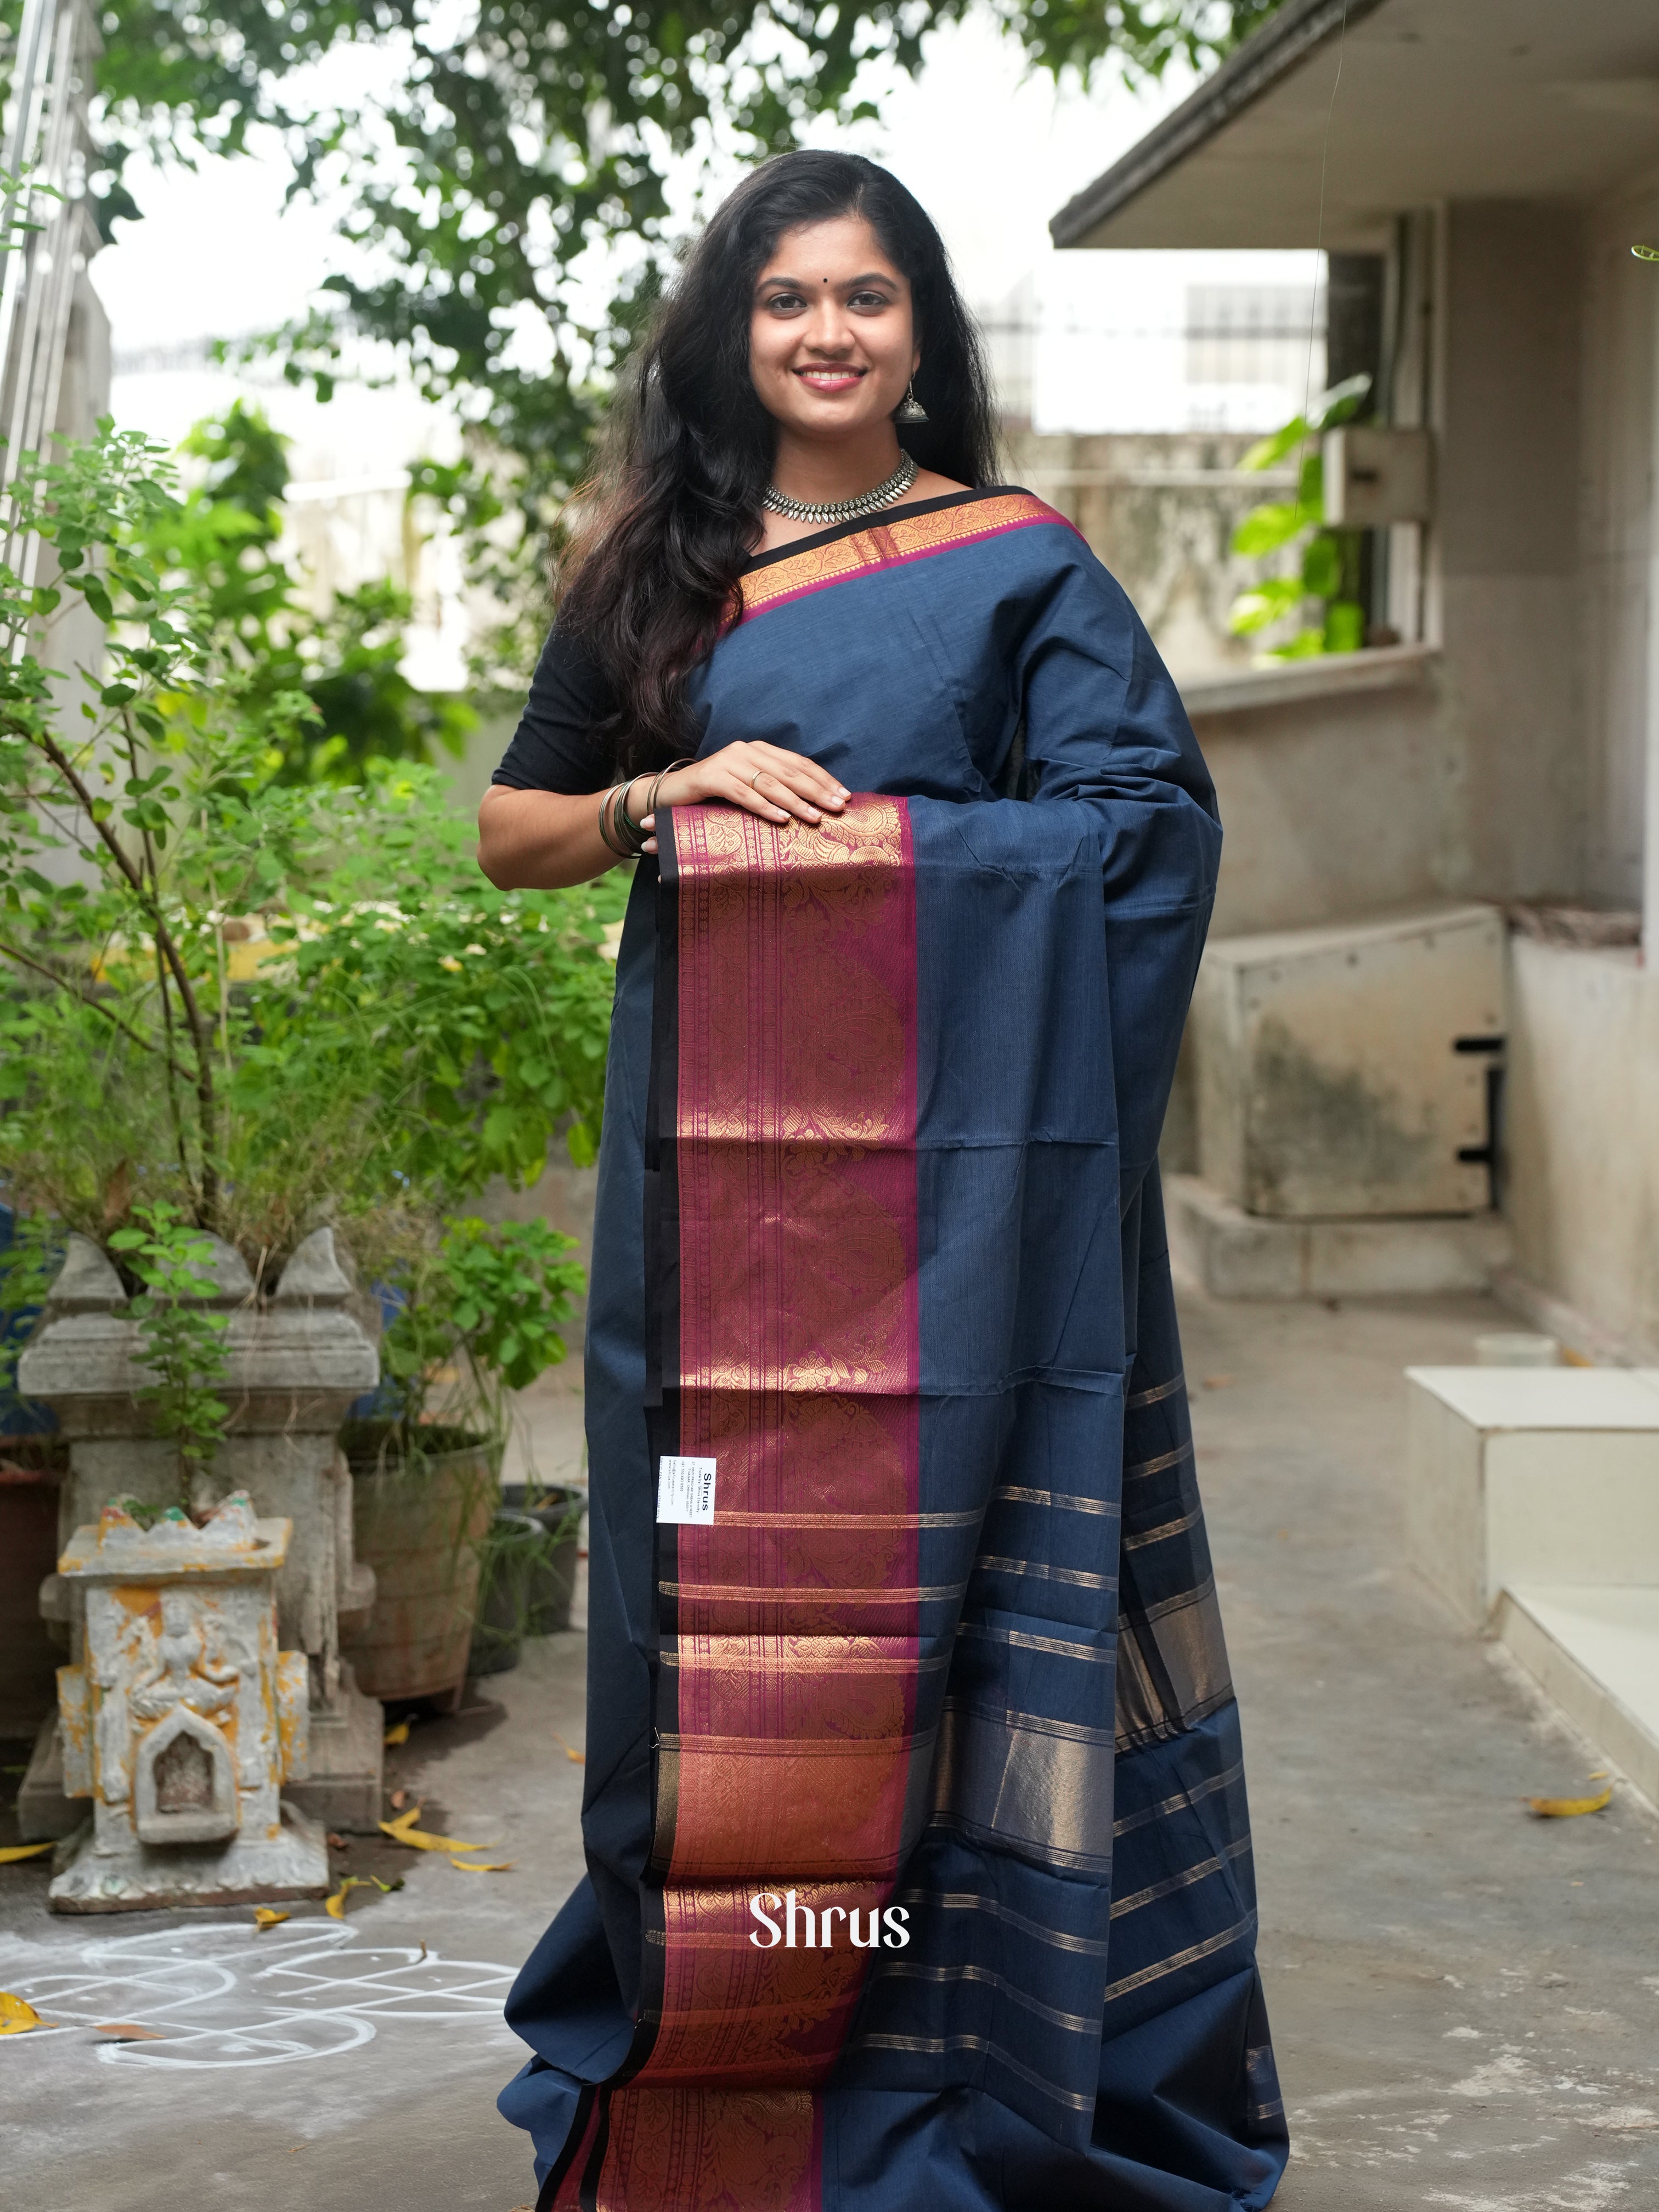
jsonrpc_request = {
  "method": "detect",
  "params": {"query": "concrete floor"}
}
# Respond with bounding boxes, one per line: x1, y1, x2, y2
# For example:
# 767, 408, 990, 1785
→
3, 1287, 1656, 2210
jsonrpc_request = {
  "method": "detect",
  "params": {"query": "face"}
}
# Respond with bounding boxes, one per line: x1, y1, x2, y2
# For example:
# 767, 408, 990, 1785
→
749, 214, 919, 443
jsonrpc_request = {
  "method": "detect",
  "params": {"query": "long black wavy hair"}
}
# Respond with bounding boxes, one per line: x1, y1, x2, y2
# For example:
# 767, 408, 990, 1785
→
558, 150, 1001, 773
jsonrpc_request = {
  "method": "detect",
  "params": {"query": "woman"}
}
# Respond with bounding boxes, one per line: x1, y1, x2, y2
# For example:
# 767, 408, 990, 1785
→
480, 149, 1286, 2212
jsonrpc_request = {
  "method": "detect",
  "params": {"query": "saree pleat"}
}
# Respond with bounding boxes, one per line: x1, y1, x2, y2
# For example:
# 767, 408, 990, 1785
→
501, 489, 1287, 2211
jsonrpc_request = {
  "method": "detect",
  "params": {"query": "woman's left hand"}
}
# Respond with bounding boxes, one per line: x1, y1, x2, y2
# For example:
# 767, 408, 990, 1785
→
637, 740, 848, 855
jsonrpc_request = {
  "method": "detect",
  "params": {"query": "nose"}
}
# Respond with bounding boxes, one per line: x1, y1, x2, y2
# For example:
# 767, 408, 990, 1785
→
799, 297, 856, 355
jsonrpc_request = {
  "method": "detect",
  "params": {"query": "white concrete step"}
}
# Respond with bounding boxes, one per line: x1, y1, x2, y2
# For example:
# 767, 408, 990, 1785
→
1167, 1173, 1510, 1300
1405, 1367, 1659, 1626
1496, 1583, 1659, 1812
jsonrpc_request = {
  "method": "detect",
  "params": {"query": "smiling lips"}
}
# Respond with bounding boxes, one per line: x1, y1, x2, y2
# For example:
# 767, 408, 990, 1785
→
793, 365, 866, 393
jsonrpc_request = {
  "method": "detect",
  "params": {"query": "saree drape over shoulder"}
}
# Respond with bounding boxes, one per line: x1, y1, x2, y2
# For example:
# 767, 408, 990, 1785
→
499, 490, 1288, 2211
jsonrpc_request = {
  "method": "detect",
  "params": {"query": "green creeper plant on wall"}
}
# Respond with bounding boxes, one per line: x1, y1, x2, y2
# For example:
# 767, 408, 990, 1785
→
1227, 374, 1372, 661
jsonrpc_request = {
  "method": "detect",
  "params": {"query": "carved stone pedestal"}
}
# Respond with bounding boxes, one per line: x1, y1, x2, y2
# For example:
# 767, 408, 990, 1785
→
49, 1493, 329, 1912
18, 1227, 386, 1839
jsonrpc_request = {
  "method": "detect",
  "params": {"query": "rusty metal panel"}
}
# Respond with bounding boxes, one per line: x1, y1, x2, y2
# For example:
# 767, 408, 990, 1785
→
1194, 902, 1504, 1219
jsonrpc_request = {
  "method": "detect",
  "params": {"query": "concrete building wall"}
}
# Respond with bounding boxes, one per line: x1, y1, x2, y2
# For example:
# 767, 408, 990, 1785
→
1001, 426, 1297, 682
1578, 174, 1659, 911
1436, 202, 1586, 906
1492, 178, 1659, 1360
1505, 936, 1659, 1360
1168, 190, 1659, 1363
1192, 663, 1460, 936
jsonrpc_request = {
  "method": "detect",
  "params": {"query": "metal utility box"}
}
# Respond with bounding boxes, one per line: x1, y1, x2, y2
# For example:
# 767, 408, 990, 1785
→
1192, 903, 1504, 1220
1322, 425, 1434, 527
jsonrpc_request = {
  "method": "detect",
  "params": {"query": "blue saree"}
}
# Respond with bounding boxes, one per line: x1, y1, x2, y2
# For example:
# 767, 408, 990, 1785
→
497, 489, 1287, 2210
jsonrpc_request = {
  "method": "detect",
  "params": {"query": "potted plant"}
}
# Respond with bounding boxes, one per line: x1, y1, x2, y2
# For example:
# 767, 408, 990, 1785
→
340, 1214, 585, 1706
0, 423, 619, 1736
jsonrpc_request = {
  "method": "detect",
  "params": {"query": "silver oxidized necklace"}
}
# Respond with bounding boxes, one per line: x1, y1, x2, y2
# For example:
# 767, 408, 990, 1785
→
761, 451, 918, 526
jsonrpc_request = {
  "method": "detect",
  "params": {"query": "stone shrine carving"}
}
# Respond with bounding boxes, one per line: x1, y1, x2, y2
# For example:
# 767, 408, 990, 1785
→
50, 1492, 329, 1911
18, 1224, 385, 1841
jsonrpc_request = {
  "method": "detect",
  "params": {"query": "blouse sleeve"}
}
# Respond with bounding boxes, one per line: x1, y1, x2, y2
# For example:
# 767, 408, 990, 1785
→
491, 624, 618, 793
1014, 538, 1222, 1189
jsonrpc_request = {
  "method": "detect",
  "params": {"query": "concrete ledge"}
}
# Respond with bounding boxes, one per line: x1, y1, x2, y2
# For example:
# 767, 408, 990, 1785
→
1181, 643, 1437, 720
1166, 1174, 1510, 1299
1497, 1584, 1659, 1815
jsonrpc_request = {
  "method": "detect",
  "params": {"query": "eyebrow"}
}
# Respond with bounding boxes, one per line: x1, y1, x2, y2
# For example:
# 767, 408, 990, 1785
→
758, 270, 898, 289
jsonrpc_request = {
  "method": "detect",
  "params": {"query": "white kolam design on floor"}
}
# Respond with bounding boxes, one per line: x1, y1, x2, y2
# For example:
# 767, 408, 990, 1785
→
0, 1918, 516, 2067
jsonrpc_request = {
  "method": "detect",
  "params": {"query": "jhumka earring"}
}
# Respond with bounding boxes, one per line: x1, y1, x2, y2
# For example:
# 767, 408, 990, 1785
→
894, 379, 928, 423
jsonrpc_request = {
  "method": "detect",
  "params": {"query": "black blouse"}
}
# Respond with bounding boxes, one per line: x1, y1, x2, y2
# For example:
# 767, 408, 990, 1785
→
490, 627, 617, 795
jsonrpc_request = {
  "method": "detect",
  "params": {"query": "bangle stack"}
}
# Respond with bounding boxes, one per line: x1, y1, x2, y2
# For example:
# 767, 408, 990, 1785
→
597, 759, 697, 861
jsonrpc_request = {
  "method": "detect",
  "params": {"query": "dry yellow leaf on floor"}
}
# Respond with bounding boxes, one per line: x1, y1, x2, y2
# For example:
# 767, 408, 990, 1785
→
253, 1908, 290, 1931
378, 1818, 497, 1854
325, 1872, 403, 1918
384, 1802, 422, 1833
1524, 1785, 1613, 1818
383, 1720, 411, 1746
0, 1841, 54, 1864
93, 2022, 164, 2041
552, 1732, 586, 1765
1, 1991, 46, 2034
449, 1857, 514, 1873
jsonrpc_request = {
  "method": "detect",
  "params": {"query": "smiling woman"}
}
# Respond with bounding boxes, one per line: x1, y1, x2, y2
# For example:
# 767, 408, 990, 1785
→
746, 217, 949, 541
485, 150, 1285, 2212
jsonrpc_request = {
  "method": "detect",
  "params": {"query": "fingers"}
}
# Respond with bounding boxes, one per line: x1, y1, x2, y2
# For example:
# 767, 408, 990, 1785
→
650, 746, 851, 829
732, 766, 828, 825
748, 744, 848, 808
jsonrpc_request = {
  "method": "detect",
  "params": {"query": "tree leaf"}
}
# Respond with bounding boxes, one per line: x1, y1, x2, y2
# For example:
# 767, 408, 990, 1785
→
378, 1817, 498, 1854
1231, 503, 1310, 558
1524, 1785, 1613, 1818
0, 1990, 46, 2032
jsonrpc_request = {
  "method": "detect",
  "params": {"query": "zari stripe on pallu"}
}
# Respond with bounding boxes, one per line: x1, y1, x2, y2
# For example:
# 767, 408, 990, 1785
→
737, 492, 1068, 624
589, 798, 922, 2209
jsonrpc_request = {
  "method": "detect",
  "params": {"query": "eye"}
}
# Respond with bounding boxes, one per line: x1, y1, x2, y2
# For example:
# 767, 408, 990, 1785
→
762, 290, 808, 315
848, 289, 892, 310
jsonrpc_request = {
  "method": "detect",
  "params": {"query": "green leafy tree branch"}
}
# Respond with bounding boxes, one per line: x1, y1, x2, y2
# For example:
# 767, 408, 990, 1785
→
77, 0, 1286, 666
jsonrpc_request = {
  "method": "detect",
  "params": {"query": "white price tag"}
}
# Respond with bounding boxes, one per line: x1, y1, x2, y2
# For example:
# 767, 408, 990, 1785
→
657, 1456, 717, 1525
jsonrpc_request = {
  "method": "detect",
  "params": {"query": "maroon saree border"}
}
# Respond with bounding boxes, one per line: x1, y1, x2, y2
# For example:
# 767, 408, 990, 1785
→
585, 799, 922, 2207
737, 490, 1073, 625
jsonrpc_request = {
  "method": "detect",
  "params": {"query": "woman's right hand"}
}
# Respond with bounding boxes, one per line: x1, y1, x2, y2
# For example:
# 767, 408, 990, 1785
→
640, 741, 848, 854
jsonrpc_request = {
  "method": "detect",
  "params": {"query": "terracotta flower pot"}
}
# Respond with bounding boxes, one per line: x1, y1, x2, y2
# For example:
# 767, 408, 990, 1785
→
339, 1424, 499, 1714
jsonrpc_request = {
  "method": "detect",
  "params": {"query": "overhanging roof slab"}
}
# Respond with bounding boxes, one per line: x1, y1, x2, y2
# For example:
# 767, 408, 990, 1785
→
1052, 0, 1659, 252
